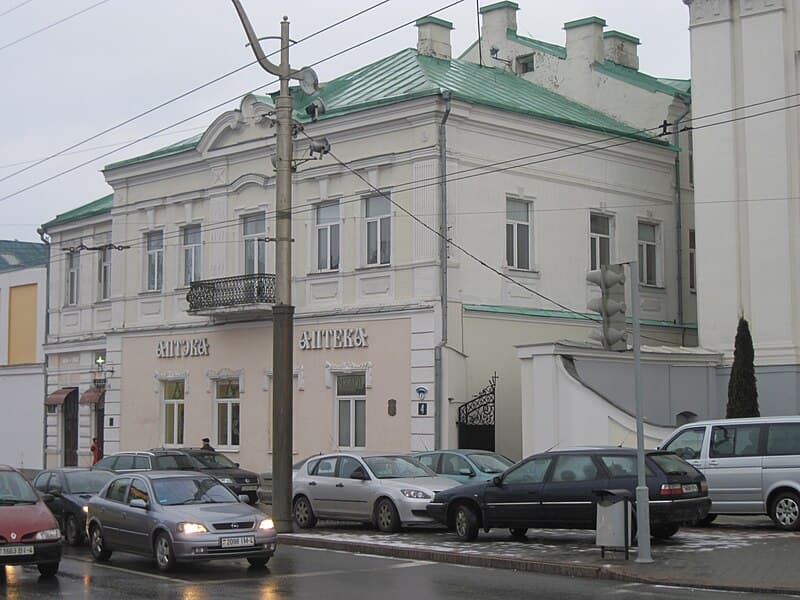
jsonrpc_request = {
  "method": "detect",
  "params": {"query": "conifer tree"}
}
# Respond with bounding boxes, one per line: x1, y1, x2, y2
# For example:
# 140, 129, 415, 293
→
726, 316, 759, 418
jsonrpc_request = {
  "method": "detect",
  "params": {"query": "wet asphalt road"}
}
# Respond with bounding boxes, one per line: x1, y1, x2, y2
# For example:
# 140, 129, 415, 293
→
3, 543, 800, 600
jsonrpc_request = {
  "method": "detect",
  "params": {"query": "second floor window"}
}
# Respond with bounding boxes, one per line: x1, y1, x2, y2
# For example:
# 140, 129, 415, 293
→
66, 251, 79, 305
243, 213, 266, 274
146, 231, 163, 291
98, 247, 111, 301
689, 229, 696, 292
638, 221, 659, 286
366, 195, 390, 266
215, 378, 240, 448
182, 224, 201, 285
506, 198, 530, 270
316, 201, 340, 271
590, 214, 611, 270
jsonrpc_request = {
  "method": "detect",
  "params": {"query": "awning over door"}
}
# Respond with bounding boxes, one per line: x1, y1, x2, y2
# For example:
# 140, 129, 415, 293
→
45, 387, 76, 405
79, 388, 105, 404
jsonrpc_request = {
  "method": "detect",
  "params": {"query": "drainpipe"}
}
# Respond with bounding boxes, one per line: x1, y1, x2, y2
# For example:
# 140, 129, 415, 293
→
37, 227, 50, 469
434, 90, 451, 450
674, 101, 691, 345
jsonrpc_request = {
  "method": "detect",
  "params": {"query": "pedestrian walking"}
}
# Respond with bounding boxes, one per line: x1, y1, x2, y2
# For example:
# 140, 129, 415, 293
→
90, 437, 101, 465
201, 437, 215, 451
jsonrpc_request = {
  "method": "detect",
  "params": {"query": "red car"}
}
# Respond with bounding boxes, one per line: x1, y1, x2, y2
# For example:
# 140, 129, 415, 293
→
0, 465, 62, 576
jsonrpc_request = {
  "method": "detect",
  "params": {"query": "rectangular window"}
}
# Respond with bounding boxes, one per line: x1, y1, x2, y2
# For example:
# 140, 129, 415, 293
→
506, 199, 530, 270
689, 229, 696, 292
66, 251, 80, 305
336, 373, 366, 448
163, 380, 184, 446
365, 195, 391, 266
215, 379, 240, 448
98, 247, 111, 301
243, 213, 266, 274
518, 54, 535, 74
589, 213, 611, 270
182, 224, 202, 285
316, 201, 340, 271
637, 221, 658, 286
146, 231, 164, 291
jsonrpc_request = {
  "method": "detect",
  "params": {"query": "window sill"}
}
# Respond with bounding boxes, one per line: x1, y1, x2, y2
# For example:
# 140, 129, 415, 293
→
94, 299, 112, 306
355, 264, 391, 272
639, 283, 666, 291
504, 266, 541, 279
139, 289, 163, 296
306, 269, 340, 278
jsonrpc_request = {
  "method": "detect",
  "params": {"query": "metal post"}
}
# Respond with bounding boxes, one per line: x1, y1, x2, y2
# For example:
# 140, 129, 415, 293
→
629, 260, 653, 562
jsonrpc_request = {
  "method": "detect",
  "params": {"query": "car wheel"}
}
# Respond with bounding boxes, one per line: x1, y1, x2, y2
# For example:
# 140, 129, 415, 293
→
453, 504, 479, 541
65, 514, 82, 546
154, 532, 177, 573
37, 562, 59, 577
375, 498, 401, 533
771, 491, 800, 530
247, 556, 270, 568
651, 524, 680, 539
89, 525, 112, 561
293, 495, 318, 529
510, 527, 528, 539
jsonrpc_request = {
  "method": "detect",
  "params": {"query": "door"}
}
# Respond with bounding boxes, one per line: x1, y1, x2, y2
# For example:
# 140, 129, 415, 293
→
63, 390, 79, 466
540, 454, 606, 527
98, 477, 131, 548
661, 426, 707, 472
332, 456, 372, 520
483, 455, 551, 528
703, 424, 764, 513
305, 456, 341, 518
118, 478, 152, 551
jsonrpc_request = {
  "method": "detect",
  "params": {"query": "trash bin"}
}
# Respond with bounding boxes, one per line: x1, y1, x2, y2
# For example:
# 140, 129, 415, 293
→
594, 488, 633, 559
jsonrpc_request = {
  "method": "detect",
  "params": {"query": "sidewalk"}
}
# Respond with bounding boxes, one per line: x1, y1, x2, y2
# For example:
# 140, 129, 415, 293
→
268, 513, 800, 595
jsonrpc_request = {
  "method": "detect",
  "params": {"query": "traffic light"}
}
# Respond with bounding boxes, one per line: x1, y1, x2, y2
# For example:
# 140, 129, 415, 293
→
586, 263, 627, 351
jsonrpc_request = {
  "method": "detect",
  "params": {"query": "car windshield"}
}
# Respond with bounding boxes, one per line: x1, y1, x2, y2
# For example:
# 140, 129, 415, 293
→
189, 452, 238, 469
363, 456, 434, 479
468, 453, 513, 473
650, 453, 701, 476
0, 471, 39, 504
152, 476, 238, 506
65, 470, 113, 493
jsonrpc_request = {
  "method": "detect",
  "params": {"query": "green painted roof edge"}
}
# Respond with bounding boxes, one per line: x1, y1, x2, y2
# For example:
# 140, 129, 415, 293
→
479, 1, 519, 15
0, 240, 48, 272
105, 133, 203, 170
463, 303, 697, 329
564, 16, 606, 30
657, 77, 691, 95
42, 193, 113, 230
415, 16, 453, 29
507, 28, 566, 59
594, 60, 691, 99
603, 30, 640, 45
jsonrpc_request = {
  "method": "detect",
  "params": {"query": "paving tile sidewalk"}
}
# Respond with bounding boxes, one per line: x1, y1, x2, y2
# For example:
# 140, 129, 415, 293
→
271, 515, 800, 594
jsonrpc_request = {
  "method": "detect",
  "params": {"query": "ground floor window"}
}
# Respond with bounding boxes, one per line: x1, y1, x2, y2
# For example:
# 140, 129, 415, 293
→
163, 380, 185, 446
337, 373, 366, 448
216, 378, 240, 448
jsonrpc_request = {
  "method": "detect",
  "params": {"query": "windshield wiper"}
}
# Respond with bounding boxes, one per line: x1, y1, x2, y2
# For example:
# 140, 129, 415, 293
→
0, 499, 37, 505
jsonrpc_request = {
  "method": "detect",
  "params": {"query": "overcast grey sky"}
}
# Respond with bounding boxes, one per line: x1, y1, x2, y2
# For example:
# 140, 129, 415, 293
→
0, 1, 691, 243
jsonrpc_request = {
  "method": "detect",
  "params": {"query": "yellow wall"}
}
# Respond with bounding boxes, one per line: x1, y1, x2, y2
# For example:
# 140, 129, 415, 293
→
8, 283, 37, 364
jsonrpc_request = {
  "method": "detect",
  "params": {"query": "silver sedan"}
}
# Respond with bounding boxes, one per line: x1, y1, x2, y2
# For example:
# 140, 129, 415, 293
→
86, 471, 277, 572
292, 452, 460, 532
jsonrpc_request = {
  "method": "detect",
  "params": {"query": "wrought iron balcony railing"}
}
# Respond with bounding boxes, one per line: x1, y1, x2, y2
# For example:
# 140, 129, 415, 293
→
186, 273, 276, 312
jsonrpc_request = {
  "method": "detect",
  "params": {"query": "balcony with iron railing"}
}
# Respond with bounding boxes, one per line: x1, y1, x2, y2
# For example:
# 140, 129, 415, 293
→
186, 273, 276, 320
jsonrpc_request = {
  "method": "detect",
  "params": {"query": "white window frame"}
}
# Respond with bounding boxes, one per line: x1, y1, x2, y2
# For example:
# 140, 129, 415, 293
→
365, 195, 391, 266
182, 224, 202, 286
316, 201, 340, 271
242, 212, 266, 275
66, 250, 80, 306
97, 247, 111, 302
637, 220, 661, 286
145, 231, 164, 291
336, 373, 366, 449
214, 378, 240, 450
162, 380, 185, 447
589, 213, 612, 270
689, 228, 696, 292
506, 198, 532, 270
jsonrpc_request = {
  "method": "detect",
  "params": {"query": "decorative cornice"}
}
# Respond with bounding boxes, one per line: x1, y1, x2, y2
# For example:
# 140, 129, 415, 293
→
324, 361, 373, 389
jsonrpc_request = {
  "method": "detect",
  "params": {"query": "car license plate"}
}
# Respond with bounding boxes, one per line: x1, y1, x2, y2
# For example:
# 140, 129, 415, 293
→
221, 535, 255, 548
240, 485, 258, 491
0, 545, 34, 556
682, 484, 698, 493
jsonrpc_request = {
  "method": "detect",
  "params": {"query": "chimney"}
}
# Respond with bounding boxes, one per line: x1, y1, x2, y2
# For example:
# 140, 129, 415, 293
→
479, 1, 519, 39
603, 31, 640, 69
416, 16, 454, 60
564, 16, 606, 64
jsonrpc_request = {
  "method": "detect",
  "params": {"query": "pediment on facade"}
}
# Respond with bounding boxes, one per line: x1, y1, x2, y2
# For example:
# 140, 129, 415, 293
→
196, 94, 275, 156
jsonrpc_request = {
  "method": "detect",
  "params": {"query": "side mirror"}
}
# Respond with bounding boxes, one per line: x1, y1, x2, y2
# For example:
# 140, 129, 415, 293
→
238, 494, 250, 503
459, 468, 475, 477
235, 463, 240, 468
350, 467, 368, 481
129, 498, 148, 510
492, 475, 503, 487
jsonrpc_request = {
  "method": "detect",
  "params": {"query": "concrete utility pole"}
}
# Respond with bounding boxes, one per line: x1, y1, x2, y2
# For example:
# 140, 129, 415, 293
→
230, 0, 296, 533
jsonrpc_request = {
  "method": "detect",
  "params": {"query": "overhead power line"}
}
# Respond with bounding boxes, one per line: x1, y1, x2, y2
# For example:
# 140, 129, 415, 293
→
0, 0, 111, 52
0, 0, 35, 18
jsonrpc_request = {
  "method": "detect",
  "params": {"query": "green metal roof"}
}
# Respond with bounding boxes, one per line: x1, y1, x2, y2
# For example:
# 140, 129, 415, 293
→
563, 16, 606, 30
464, 304, 697, 329
105, 133, 203, 170
657, 77, 691, 95
415, 16, 453, 29
0, 240, 47, 273
594, 60, 691, 99
506, 29, 566, 59
603, 30, 640, 45
41, 193, 113, 230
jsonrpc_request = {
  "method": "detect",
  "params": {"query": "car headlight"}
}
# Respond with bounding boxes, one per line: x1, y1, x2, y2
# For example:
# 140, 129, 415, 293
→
34, 528, 61, 541
218, 477, 234, 484
82, 505, 89, 513
258, 518, 274, 531
401, 489, 431, 500
177, 522, 208, 534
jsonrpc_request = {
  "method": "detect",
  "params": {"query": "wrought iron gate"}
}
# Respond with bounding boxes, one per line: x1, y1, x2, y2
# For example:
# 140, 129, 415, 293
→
457, 373, 496, 451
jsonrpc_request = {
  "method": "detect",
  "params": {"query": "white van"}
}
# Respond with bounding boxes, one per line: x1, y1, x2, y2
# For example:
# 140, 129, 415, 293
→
660, 416, 800, 530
